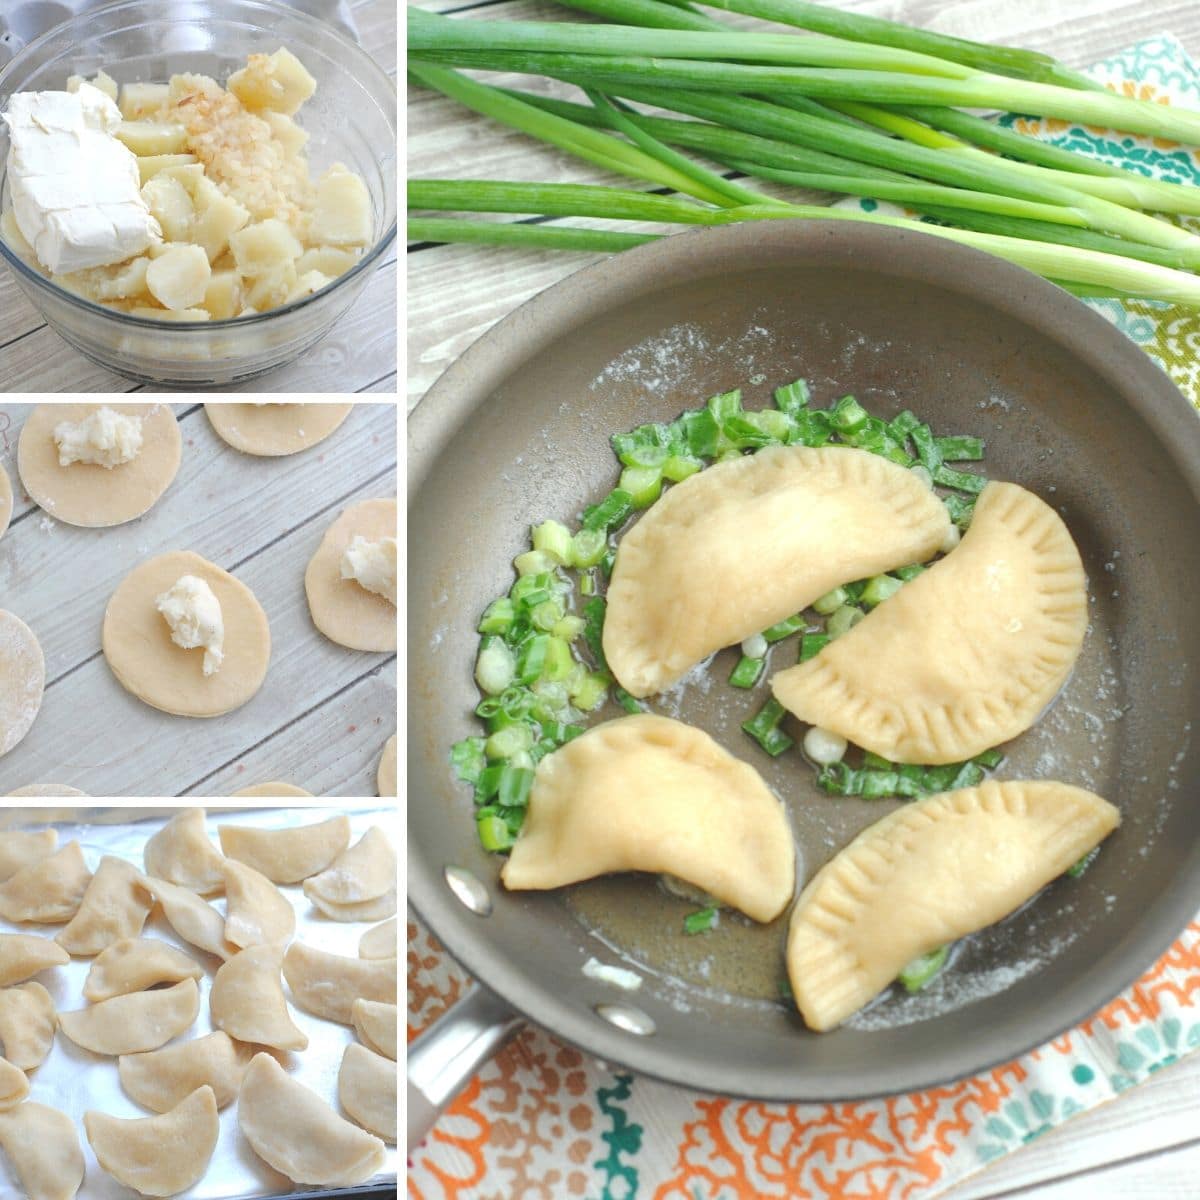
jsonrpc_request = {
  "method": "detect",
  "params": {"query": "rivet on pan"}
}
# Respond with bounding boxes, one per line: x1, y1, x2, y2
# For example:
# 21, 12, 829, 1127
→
444, 866, 492, 916
595, 1003, 656, 1037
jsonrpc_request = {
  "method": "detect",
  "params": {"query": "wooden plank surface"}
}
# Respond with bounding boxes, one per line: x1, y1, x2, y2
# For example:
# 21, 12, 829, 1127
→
0, 401, 397, 797
0, 0, 397, 395
408, 0, 1200, 1191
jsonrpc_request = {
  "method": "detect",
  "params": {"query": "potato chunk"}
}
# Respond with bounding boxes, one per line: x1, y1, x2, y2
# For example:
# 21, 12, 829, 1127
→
202, 269, 243, 320
261, 110, 310, 157
141, 176, 195, 243
287, 269, 332, 302
130, 306, 211, 322
137, 154, 198, 186
116, 120, 188, 156
296, 246, 359, 279
229, 218, 303, 278
120, 82, 170, 120
146, 244, 211, 311
192, 177, 251, 263
56, 257, 151, 302
309, 164, 372, 247
227, 48, 316, 116
244, 263, 298, 311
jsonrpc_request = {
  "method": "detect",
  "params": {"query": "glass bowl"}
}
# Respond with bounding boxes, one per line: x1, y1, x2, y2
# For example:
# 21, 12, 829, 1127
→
0, 0, 397, 387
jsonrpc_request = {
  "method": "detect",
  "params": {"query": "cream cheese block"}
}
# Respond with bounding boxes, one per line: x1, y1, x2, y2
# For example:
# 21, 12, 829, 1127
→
2, 82, 161, 274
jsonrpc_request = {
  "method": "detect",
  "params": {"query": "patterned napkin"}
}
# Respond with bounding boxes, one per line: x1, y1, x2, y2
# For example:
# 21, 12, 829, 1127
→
408, 37, 1200, 1200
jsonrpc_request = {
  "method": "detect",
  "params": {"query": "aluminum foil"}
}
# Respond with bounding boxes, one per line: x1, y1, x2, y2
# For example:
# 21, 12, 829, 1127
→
0, 804, 398, 1200
0, 0, 360, 68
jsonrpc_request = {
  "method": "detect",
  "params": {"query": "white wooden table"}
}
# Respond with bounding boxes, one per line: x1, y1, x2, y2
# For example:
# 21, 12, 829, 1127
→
408, 0, 1200, 1193
0, 401, 397, 797
0, 0, 397, 394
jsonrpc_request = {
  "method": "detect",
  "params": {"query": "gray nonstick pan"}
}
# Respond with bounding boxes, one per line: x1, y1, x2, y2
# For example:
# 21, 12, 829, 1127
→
407, 221, 1200, 1145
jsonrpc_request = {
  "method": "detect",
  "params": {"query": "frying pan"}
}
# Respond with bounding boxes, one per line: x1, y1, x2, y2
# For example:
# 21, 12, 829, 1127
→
407, 221, 1200, 1146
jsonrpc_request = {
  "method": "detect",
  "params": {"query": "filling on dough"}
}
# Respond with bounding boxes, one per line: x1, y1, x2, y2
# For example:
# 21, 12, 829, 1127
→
54, 407, 144, 469
340, 536, 396, 605
155, 575, 225, 676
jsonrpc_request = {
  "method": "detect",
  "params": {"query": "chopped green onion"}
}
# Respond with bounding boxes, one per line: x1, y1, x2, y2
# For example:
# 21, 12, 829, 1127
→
826, 604, 865, 639
817, 761, 859, 794
450, 737, 487, 785
933, 464, 987, 494
580, 571, 596, 596
540, 635, 575, 681
774, 378, 809, 414
742, 697, 794, 756
861, 574, 903, 606
498, 764, 536, 808
485, 722, 533, 761
831, 394, 869, 432
477, 597, 516, 636
614, 685, 645, 714
683, 906, 719, 935
708, 388, 743, 422
476, 637, 516, 695
944, 494, 976, 528
898, 945, 948, 992
679, 408, 720, 458
813, 586, 848, 615
950, 761, 985, 789
515, 634, 550, 684
893, 563, 926, 582
620, 465, 664, 508
582, 596, 608, 666
763, 613, 806, 642
909, 423, 941, 473
582, 488, 634, 532
514, 549, 557, 577
860, 769, 900, 799
799, 632, 829, 662
530, 599, 565, 631
790, 409, 834, 446
934, 435, 984, 461
477, 811, 517, 852
890, 410, 919, 440
552, 614, 587, 641
511, 571, 554, 607
662, 453, 703, 482
730, 655, 765, 688
862, 751, 893, 770
973, 748, 1005, 769
532, 519, 574, 564
570, 528, 608, 569
1067, 846, 1100, 878
474, 763, 505, 803
571, 670, 610, 711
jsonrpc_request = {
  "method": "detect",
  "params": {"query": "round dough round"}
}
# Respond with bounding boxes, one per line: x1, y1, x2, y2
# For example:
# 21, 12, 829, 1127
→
376, 734, 396, 797
103, 551, 271, 718
0, 611, 44, 757
0, 463, 12, 541
6, 785, 87, 796
305, 499, 396, 652
231, 784, 313, 797
17, 404, 181, 528
205, 404, 353, 456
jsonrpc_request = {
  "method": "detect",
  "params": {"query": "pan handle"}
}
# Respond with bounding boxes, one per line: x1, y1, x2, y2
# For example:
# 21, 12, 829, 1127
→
407, 984, 525, 1148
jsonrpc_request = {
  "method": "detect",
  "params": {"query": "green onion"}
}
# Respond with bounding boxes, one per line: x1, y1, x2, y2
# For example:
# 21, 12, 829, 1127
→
944, 495, 976, 529
477, 598, 516, 636
934, 464, 987, 494
477, 811, 517, 852
570, 528, 608, 568
620, 464, 664, 508
763, 613, 806, 642
774, 378, 810, 414
571, 670, 610, 711
935, 435, 984, 462
553, 614, 587, 641
409, 217, 658, 252
831, 395, 869, 431
890, 411, 919, 439
614, 686, 645, 714
540, 635, 575, 681
973, 748, 1004, 769
476, 637, 516, 695
450, 737, 487, 785
729, 655, 765, 688
799, 632, 828, 662
860, 575, 903, 606
862, 751, 893, 770
683, 905, 719, 934
583, 489, 635, 532
530, 599, 565, 632
475, 763, 505, 803
662, 453, 703, 482
813, 586, 847, 616
515, 634, 550, 684
826, 604, 864, 639
898, 945, 948, 992
950, 761, 985, 789
485, 722, 533, 760
532, 519, 575, 564
742, 697, 794, 756
514, 549, 558, 577
498, 764, 536, 807
582, 596, 608, 665
893, 563, 926, 582
1067, 846, 1100, 878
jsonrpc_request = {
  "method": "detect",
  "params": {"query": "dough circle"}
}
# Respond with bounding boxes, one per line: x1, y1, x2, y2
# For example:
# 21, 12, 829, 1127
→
17, 403, 181, 528
205, 403, 353, 456
6, 785, 87, 796
377, 734, 396, 797
231, 783, 313, 797
305, 499, 397, 652
103, 551, 271, 718
0, 462, 11, 540
0, 611, 44, 757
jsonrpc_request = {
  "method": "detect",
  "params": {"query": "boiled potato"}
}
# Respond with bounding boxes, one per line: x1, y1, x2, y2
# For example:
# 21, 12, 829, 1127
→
287, 269, 332, 302
137, 153, 198, 186
309, 164, 371, 247
65, 73, 116, 99
261, 110, 309, 157
57, 257, 151, 302
130, 305, 211, 322
201, 269, 243, 320
192, 177, 250, 263
141, 176, 194, 243
159, 163, 206, 196
296, 246, 359, 278
146, 244, 211, 310
227, 48, 316, 116
244, 262, 297, 311
229, 218, 303, 277
120, 82, 169, 119
116, 120, 188, 156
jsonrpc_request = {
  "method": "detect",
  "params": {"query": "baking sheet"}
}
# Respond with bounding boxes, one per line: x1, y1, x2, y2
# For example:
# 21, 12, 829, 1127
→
0, 804, 398, 1200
